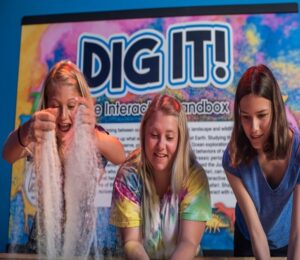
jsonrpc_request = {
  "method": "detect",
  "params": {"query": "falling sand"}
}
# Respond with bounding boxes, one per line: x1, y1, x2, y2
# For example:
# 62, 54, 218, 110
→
34, 105, 100, 259
34, 130, 63, 258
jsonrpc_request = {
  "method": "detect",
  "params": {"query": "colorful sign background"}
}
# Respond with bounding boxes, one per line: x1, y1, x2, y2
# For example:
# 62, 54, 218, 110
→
10, 5, 300, 255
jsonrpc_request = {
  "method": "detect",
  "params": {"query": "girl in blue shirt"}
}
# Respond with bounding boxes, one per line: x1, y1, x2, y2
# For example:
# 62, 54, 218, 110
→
223, 64, 300, 259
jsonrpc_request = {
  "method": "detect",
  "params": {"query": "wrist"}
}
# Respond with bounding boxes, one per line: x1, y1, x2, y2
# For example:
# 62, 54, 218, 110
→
17, 126, 27, 147
17, 122, 32, 147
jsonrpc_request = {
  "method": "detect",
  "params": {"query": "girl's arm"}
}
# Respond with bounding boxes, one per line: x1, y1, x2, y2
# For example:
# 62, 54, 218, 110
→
94, 130, 126, 165
2, 109, 56, 164
288, 184, 300, 260
120, 227, 149, 260
76, 97, 126, 165
2, 121, 31, 163
226, 171, 270, 260
171, 220, 206, 260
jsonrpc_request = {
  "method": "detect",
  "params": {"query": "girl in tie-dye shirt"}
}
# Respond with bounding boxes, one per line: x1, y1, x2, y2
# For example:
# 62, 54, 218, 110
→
110, 94, 211, 259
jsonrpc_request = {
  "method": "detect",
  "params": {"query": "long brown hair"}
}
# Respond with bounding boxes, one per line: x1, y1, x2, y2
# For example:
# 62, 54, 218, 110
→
230, 64, 290, 165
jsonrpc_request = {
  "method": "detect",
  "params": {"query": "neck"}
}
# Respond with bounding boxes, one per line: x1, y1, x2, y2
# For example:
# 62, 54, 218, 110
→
153, 170, 171, 198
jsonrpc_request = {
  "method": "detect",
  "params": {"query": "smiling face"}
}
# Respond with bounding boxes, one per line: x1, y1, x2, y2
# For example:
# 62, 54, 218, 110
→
240, 94, 273, 153
144, 110, 179, 177
46, 83, 81, 142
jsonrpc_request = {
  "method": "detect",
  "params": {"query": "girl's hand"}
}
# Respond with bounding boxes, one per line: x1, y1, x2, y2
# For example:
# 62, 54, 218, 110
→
75, 97, 96, 130
29, 108, 57, 143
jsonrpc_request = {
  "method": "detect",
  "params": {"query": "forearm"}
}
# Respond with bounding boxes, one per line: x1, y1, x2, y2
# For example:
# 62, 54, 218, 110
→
95, 130, 126, 165
123, 240, 149, 260
226, 173, 270, 260
105, 139, 126, 164
170, 240, 199, 260
288, 235, 300, 260
249, 228, 270, 260
2, 122, 31, 163
288, 185, 300, 260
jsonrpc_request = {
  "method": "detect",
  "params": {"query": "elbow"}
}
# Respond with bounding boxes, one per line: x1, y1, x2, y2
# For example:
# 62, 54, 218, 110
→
2, 151, 15, 164
113, 143, 126, 165
112, 150, 126, 165
2, 147, 12, 164
2, 156, 14, 165
106, 150, 126, 166
119, 150, 126, 164
2, 144, 19, 164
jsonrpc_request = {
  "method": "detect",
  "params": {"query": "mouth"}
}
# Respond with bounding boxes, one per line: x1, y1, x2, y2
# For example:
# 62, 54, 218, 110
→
154, 152, 167, 159
249, 134, 265, 148
58, 123, 72, 132
250, 133, 263, 140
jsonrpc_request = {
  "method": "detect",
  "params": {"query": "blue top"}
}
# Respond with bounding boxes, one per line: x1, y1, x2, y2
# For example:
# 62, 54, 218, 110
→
222, 130, 300, 249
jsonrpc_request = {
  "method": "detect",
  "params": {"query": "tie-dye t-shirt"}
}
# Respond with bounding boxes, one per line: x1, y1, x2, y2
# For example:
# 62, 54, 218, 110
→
110, 148, 212, 259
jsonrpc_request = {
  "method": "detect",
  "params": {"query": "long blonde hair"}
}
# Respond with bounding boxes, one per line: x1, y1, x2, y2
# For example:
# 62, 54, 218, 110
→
139, 94, 196, 236
38, 60, 92, 110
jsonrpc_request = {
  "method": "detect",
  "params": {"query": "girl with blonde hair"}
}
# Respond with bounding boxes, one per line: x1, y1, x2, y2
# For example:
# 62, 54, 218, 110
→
3, 60, 126, 257
110, 94, 211, 259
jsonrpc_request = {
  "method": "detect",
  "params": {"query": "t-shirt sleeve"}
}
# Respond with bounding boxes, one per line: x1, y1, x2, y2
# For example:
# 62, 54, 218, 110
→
294, 135, 300, 184
180, 164, 212, 222
296, 157, 300, 185
222, 146, 241, 178
297, 149, 300, 184
109, 151, 142, 228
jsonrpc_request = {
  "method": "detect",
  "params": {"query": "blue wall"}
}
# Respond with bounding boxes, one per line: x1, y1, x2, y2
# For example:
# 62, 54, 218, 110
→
0, 0, 296, 252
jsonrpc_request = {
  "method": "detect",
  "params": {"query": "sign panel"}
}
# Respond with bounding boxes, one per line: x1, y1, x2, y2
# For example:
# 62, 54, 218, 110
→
10, 4, 300, 254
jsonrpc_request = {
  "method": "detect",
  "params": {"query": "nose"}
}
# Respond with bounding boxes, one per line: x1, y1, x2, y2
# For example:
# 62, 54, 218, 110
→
157, 137, 165, 150
251, 117, 260, 132
59, 106, 69, 120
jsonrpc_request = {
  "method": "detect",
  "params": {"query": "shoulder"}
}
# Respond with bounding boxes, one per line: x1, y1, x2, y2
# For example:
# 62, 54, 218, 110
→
222, 145, 231, 167
222, 145, 237, 174
183, 161, 209, 192
222, 145, 250, 177
113, 148, 143, 201
116, 148, 141, 182
188, 161, 207, 182
292, 129, 300, 151
120, 148, 141, 171
290, 130, 300, 166
180, 161, 212, 221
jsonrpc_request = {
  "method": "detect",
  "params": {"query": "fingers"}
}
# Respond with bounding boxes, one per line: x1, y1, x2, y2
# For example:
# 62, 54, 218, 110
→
46, 107, 59, 118
34, 110, 57, 126
75, 97, 94, 110
78, 107, 96, 126
30, 110, 57, 143
74, 97, 96, 126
